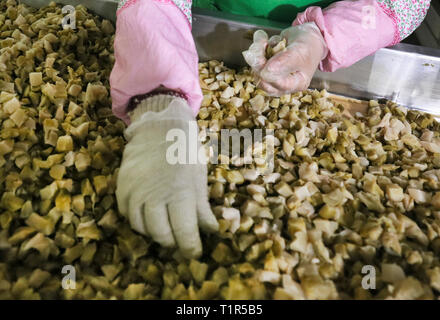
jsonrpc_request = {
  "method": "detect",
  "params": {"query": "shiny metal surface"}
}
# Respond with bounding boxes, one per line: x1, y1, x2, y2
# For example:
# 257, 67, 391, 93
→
192, 8, 440, 115
192, 8, 288, 68
21, 0, 119, 22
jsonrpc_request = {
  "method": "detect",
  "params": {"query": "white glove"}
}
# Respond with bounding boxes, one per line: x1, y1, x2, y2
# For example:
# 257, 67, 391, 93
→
243, 22, 328, 96
116, 95, 219, 259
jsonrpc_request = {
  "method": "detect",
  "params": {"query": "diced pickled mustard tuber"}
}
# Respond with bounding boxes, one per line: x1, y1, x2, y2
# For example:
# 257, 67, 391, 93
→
75, 152, 91, 172
26, 213, 55, 236
49, 164, 66, 180
28, 269, 51, 289
10, 108, 27, 127
427, 267, 440, 292
93, 175, 108, 196
4, 97, 21, 114
56, 135, 73, 152
29, 72, 43, 87
265, 38, 287, 59
1, 0, 439, 301
123, 284, 145, 300
189, 260, 209, 284
381, 263, 406, 284
76, 220, 101, 241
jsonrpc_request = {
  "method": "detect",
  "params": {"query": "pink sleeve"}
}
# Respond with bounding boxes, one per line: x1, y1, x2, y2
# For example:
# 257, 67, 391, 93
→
294, 0, 431, 72
376, 0, 431, 42
118, 0, 193, 24
110, 0, 201, 124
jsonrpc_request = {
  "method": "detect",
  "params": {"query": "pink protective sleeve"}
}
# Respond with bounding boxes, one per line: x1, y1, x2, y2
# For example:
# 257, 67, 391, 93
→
118, 0, 193, 24
110, 0, 201, 125
293, 0, 398, 72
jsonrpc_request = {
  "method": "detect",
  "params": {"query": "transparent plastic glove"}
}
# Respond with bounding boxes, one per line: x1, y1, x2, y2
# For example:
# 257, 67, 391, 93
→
243, 22, 328, 96
116, 95, 219, 259
242, 29, 269, 73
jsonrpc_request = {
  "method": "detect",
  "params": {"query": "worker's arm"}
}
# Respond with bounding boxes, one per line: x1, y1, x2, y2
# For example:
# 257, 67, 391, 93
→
110, 0, 218, 259
294, 0, 432, 72
244, 0, 431, 95
111, 0, 198, 124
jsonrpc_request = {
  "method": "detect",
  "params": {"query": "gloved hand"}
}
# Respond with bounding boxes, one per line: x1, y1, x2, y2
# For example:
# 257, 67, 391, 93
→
110, 0, 202, 125
116, 95, 219, 259
245, 0, 419, 88
243, 22, 328, 96
110, 0, 217, 258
